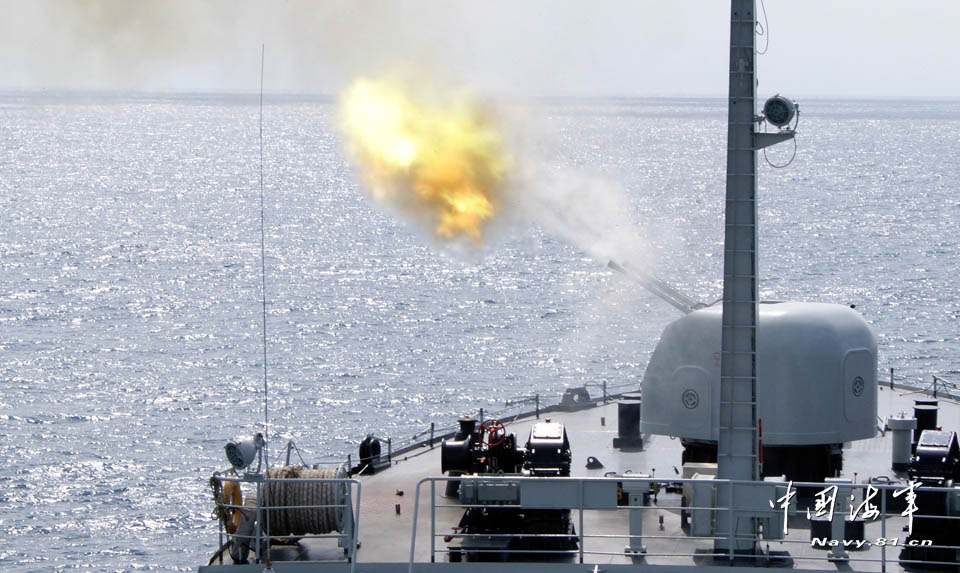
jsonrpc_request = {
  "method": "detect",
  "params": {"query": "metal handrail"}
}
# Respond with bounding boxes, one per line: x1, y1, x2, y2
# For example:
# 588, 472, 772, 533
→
882, 369, 960, 402
364, 368, 955, 465
408, 474, 960, 572
253, 369, 951, 468
347, 383, 639, 455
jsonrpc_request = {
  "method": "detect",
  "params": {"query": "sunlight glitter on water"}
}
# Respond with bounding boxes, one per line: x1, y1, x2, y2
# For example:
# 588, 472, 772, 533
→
0, 93, 958, 570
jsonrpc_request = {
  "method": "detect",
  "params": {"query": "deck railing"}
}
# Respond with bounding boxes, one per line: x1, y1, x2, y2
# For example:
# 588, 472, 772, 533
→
356, 369, 958, 470
369, 380, 639, 462
409, 475, 960, 572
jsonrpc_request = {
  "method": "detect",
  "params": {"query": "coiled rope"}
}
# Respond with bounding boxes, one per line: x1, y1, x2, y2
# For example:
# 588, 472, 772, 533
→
263, 466, 346, 535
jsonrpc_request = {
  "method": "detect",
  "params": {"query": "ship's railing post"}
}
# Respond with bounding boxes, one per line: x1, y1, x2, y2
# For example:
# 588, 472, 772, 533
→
408, 477, 431, 573
828, 483, 850, 562
881, 478, 887, 572
727, 483, 735, 561
890, 367, 894, 389
603, 380, 607, 404
535, 394, 540, 419
430, 479, 436, 562
217, 508, 224, 564
479, 407, 484, 422
264, 474, 272, 564
578, 479, 585, 563
387, 438, 392, 464
214, 496, 224, 565
254, 477, 263, 564
932, 375, 957, 399
349, 480, 361, 573
430, 422, 435, 448
933, 375, 938, 398
343, 481, 352, 564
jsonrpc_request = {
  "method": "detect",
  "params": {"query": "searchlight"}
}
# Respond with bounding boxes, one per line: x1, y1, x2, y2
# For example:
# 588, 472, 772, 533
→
762, 94, 798, 129
225, 433, 265, 470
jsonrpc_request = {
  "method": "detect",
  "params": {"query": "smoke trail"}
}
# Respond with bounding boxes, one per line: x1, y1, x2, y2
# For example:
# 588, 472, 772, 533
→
516, 167, 647, 265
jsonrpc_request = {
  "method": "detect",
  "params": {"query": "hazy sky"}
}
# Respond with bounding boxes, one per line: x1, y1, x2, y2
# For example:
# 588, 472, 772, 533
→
2, 0, 958, 98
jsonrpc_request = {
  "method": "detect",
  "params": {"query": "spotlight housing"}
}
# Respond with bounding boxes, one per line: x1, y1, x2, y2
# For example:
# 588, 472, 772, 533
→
763, 95, 797, 129
225, 433, 264, 470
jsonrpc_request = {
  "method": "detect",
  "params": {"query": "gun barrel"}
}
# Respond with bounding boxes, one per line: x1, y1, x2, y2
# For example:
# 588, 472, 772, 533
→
607, 260, 705, 314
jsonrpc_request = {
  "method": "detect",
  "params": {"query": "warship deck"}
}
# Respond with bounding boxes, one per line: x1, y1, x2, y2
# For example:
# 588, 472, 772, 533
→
201, 382, 960, 572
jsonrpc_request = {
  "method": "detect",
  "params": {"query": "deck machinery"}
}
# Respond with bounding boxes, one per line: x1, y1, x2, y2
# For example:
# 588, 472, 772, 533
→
902, 422, 960, 566
441, 417, 577, 561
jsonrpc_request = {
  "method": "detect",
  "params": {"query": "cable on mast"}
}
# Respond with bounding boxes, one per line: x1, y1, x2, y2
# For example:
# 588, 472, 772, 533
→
756, 0, 770, 55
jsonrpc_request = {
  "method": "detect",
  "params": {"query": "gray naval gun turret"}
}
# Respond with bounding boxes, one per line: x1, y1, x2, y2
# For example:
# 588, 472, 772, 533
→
641, 301, 878, 482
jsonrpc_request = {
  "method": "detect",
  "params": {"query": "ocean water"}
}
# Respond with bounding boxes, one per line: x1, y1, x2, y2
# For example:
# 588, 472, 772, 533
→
1, 92, 958, 571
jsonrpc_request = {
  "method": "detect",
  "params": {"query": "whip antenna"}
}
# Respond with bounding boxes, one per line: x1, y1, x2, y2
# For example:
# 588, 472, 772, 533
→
257, 44, 274, 567
258, 44, 270, 465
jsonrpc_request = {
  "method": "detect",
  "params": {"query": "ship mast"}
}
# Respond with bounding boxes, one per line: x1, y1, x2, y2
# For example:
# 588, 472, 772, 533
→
715, 0, 792, 555
717, 0, 759, 493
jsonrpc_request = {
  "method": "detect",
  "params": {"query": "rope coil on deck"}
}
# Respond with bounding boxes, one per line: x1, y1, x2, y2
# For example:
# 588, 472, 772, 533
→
263, 466, 346, 535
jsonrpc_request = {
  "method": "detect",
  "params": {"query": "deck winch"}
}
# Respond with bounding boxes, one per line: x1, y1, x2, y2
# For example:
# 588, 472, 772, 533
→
441, 418, 577, 561
441, 417, 571, 477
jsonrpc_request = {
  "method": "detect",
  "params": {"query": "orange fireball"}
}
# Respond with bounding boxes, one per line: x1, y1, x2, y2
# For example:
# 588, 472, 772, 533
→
339, 78, 509, 242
